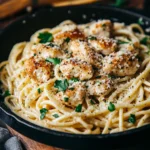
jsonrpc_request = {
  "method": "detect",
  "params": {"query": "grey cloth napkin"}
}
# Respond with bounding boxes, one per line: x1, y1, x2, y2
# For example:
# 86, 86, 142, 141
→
0, 128, 10, 143
4, 137, 23, 150
0, 121, 23, 150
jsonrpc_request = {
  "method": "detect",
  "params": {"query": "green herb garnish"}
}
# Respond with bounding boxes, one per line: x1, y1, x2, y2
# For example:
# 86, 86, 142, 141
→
88, 36, 97, 40
37, 88, 42, 94
146, 49, 150, 55
46, 58, 61, 65
128, 114, 136, 124
102, 24, 106, 27
54, 79, 69, 92
48, 42, 55, 47
64, 97, 69, 102
40, 108, 48, 120
138, 18, 144, 25
69, 77, 79, 84
113, 0, 126, 7
64, 49, 68, 53
69, 87, 74, 91
53, 114, 59, 118
95, 76, 101, 79
140, 37, 150, 55
108, 74, 117, 79
90, 99, 96, 105
3, 90, 11, 97
64, 37, 71, 43
108, 102, 115, 112
140, 37, 150, 45
117, 40, 129, 44
75, 104, 82, 112
38, 32, 53, 43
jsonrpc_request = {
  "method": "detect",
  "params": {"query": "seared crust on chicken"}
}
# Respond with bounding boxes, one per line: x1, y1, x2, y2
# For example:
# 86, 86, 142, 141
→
25, 57, 53, 83
60, 58, 93, 80
88, 37, 117, 55
69, 40, 103, 68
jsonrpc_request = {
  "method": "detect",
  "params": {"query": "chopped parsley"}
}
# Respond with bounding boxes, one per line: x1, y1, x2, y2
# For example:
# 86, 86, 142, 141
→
146, 49, 150, 55
128, 114, 136, 124
69, 87, 75, 91
69, 77, 79, 84
95, 76, 101, 79
108, 102, 115, 112
3, 90, 11, 97
64, 97, 69, 102
54, 79, 69, 92
90, 99, 96, 105
113, 0, 126, 7
140, 37, 150, 45
46, 58, 61, 65
33, 53, 36, 56
48, 42, 55, 47
108, 74, 117, 79
37, 88, 42, 94
64, 37, 71, 43
88, 36, 97, 40
138, 18, 144, 25
38, 32, 53, 43
117, 40, 129, 44
53, 114, 59, 118
102, 24, 106, 27
40, 108, 48, 120
64, 49, 68, 53
140, 37, 150, 55
75, 104, 82, 112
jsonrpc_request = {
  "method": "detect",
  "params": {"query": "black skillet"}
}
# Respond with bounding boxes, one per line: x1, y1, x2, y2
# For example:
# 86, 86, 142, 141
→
0, 5, 150, 150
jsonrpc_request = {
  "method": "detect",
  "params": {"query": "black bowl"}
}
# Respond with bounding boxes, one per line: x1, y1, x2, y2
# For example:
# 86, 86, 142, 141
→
0, 5, 150, 150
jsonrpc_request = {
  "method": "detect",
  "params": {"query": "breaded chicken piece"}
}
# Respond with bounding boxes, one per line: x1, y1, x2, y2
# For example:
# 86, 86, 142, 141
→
57, 82, 86, 107
69, 40, 103, 68
102, 50, 139, 77
80, 20, 113, 38
86, 76, 113, 96
32, 43, 63, 59
60, 58, 93, 81
25, 57, 53, 83
88, 37, 117, 55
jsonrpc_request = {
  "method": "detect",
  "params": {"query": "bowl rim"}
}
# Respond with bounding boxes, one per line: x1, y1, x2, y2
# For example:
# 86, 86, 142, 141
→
0, 4, 150, 139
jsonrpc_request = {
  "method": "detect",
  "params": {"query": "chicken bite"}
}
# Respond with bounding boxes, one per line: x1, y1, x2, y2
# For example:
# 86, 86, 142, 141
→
56, 82, 86, 107
80, 20, 113, 38
31, 43, 63, 59
86, 76, 114, 96
88, 37, 117, 55
59, 58, 93, 81
102, 50, 140, 77
25, 57, 53, 83
69, 40, 103, 68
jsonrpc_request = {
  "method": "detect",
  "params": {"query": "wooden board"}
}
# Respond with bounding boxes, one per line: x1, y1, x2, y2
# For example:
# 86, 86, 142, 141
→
7, 126, 62, 150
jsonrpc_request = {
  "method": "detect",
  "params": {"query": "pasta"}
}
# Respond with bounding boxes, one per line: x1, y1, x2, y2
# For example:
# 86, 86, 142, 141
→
1, 19, 150, 134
